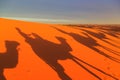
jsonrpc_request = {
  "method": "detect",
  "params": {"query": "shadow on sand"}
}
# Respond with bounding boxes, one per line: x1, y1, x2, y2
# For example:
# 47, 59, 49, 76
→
53, 27, 120, 64
98, 27, 120, 38
76, 28, 120, 56
0, 41, 20, 80
78, 28, 120, 48
16, 27, 118, 80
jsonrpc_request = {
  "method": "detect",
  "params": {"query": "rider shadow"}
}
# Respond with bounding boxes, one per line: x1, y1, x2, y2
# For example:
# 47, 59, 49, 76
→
98, 28, 120, 39
78, 29, 120, 51
53, 27, 120, 63
16, 28, 118, 80
0, 41, 20, 80
16, 28, 72, 80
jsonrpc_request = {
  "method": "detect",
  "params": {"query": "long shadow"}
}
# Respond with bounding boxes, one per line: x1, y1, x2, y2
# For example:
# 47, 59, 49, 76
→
98, 29, 120, 39
53, 27, 120, 63
71, 25, 120, 38
71, 26, 120, 48
96, 29, 120, 46
16, 28, 72, 80
0, 41, 20, 80
78, 29, 120, 55
16, 28, 118, 80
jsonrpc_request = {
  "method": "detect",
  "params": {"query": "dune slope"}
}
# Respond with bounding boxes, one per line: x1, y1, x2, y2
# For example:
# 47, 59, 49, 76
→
0, 18, 120, 80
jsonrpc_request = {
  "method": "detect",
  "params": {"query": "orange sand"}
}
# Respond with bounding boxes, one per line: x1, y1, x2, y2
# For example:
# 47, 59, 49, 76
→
0, 18, 120, 80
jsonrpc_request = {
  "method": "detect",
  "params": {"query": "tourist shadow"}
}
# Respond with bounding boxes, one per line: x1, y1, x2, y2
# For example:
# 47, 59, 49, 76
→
16, 28, 72, 80
16, 27, 118, 80
79, 29, 120, 53
53, 27, 120, 63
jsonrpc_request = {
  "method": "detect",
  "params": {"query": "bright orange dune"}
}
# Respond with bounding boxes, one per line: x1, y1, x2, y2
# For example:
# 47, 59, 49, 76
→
0, 18, 120, 80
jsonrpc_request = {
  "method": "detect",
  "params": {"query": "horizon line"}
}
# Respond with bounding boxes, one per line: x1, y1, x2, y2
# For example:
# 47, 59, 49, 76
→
0, 16, 120, 25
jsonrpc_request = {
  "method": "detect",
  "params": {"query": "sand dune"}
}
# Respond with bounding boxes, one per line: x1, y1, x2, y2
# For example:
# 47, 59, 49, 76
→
0, 18, 120, 80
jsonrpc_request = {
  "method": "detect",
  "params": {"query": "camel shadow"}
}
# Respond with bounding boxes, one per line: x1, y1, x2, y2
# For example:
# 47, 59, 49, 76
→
71, 25, 120, 38
0, 41, 20, 80
53, 27, 120, 63
16, 28, 72, 80
78, 29, 120, 52
16, 27, 118, 80
98, 29, 120, 39
71, 26, 120, 48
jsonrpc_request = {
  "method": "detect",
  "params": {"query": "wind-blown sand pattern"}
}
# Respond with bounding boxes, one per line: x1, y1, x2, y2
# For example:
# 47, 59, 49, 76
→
0, 18, 120, 80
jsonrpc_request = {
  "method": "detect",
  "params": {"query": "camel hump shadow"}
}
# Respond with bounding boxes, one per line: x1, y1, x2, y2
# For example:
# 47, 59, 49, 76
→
16, 27, 73, 80
16, 27, 119, 80
16, 27, 73, 60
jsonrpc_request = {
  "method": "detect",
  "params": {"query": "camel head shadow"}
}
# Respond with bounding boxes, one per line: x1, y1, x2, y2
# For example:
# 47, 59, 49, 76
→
0, 40, 20, 80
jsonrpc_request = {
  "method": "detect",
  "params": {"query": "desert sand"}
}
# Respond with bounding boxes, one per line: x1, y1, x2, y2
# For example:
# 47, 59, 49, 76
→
0, 18, 120, 80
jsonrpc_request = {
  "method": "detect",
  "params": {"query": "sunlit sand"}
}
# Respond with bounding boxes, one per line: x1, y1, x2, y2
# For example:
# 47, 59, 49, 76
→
0, 18, 120, 80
